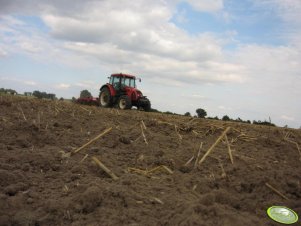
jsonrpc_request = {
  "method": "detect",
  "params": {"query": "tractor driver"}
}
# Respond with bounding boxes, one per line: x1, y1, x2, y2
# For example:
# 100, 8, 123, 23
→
113, 77, 121, 90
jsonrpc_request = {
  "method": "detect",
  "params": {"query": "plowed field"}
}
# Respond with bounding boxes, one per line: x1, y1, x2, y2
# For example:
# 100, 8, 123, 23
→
0, 96, 300, 226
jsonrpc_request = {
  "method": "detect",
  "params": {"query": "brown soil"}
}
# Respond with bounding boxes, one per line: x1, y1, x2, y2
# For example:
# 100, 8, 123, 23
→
0, 95, 300, 226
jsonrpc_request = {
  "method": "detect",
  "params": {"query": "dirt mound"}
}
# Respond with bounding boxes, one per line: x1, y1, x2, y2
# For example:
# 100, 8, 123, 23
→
0, 96, 300, 225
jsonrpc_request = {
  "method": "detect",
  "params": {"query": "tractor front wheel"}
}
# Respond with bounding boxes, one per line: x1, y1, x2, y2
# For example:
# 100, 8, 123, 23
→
99, 87, 112, 107
118, 95, 132, 110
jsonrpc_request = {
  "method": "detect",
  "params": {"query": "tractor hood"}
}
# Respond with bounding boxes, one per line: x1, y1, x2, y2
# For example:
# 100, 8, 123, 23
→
124, 87, 145, 101
125, 87, 143, 95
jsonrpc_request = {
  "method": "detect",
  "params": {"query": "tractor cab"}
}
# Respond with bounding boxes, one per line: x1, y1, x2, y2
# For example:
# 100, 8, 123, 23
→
109, 74, 136, 91
99, 73, 151, 111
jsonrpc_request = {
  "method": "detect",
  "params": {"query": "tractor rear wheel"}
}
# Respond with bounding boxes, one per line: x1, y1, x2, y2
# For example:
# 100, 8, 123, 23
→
118, 95, 132, 110
138, 97, 151, 111
99, 87, 112, 107
143, 99, 151, 111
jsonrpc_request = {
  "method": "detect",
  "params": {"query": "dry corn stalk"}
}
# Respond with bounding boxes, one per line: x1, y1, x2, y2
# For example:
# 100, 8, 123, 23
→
59, 150, 71, 159
141, 120, 147, 130
225, 135, 234, 164
233, 153, 256, 164
128, 165, 173, 177
140, 124, 148, 145
79, 106, 90, 112
184, 156, 195, 166
18, 105, 27, 121
205, 125, 225, 136
194, 142, 203, 168
152, 197, 164, 205
73, 127, 112, 154
80, 154, 89, 163
218, 161, 227, 178
92, 156, 118, 180
233, 133, 257, 142
199, 127, 231, 165
63, 185, 69, 192
161, 165, 173, 174
192, 130, 200, 136
156, 120, 174, 126
174, 125, 182, 140
265, 182, 289, 200
134, 135, 142, 143
186, 118, 196, 125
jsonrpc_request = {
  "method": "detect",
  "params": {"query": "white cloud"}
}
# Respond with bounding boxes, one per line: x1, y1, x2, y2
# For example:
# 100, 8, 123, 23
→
56, 83, 70, 89
75, 81, 99, 89
218, 105, 232, 110
191, 94, 206, 99
0, 47, 7, 57
24, 81, 37, 86
254, 0, 301, 25
0, 1, 244, 87
0, 77, 38, 87
281, 115, 295, 121
20, 42, 42, 53
185, 0, 223, 12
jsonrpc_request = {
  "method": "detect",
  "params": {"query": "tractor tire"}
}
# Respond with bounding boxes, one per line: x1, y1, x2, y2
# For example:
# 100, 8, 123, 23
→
99, 87, 112, 107
143, 99, 151, 112
138, 97, 151, 111
118, 95, 132, 110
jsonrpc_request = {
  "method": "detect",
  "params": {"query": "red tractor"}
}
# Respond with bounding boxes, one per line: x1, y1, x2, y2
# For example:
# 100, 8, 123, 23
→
99, 73, 151, 111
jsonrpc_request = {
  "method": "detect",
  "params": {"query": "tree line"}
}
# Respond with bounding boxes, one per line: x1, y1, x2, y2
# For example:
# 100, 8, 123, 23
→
191, 108, 275, 126
32, 90, 56, 100
0, 88, 17, 95
151, 107, 275, 127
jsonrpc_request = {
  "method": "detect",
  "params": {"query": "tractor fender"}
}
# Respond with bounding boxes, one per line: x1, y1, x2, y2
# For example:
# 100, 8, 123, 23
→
100, 84, 116, 97
130, 89, 142, 101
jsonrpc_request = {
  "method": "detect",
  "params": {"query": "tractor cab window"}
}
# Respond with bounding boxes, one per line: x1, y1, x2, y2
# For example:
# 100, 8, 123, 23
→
111, 76, 121, 90
122, 77, 136, 88
109, 76, 114, 85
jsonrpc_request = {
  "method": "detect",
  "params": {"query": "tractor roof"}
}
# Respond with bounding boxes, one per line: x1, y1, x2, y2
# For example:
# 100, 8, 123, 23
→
111, 73, 136, 79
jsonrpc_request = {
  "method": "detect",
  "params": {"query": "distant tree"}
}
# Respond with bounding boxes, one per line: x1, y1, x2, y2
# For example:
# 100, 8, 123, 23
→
6, 89, 17, 95
222, 115, 230, 121
80, 90, 92, 98
164, 111, 174, 115
33, 90, 56, 100
47, 93, 56, 100
184, 112, 191, 117
33, 90, 42, 99
0, 88, 17, 95
71, 97, 77, 102
253, 120, 275, 127
196, 108, 207, 118
24, 92, 32, 96
149, 108, 161, 113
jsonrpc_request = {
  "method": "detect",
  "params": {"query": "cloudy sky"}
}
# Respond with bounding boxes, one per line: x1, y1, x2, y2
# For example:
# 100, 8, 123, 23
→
0, 0, 300, 128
